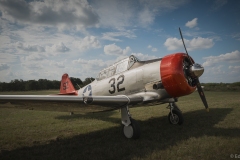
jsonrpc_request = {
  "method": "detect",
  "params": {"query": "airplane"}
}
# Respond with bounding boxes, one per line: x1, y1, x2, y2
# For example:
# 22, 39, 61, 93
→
0, 28, 209, 139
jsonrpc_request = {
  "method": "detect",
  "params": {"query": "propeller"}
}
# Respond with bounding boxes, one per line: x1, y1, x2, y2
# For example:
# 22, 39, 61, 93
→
179, 27, 209, 112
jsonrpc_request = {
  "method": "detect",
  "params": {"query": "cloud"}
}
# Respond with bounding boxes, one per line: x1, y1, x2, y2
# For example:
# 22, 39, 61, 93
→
16, 42, 45, 52
185, 18, 198, 28
229, 65, 240, 69
152, 48, 158, 52
0, 0, 99, 28
212, 0, 228, 11
21, 63, 43, 70
92, 0, 135, 29
79, 36, 101, 49
232, 33, 240, 41
138, 8, 154, 27
132, 53, 158, 60
21, 53, 48, 61
72, 58, 110, 73
16, 42, 70, 53
164, 37, 214, 51
0, 64, 10, 71
47, 42, 70, 53
147, 45, 158, 52
104, 44, 131, 56
203, 50, 240, 67
102, 31, 136, 42
50, 61, 65, 68
229, 65, 240, 74
204, 65, 225, 75
92, 0, 188, 29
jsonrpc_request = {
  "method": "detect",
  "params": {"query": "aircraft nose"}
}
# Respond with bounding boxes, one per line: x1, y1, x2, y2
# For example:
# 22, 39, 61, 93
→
190, 63, 204, 77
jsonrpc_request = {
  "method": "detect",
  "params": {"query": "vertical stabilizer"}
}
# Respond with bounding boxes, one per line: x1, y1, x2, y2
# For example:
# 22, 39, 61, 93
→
59, 73, 78, 95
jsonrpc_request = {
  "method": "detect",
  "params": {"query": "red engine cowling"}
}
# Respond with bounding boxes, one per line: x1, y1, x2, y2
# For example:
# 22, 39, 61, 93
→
160, 53, 196, 97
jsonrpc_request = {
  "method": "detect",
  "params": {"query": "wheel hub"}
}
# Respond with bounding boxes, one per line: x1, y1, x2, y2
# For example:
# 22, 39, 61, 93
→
123, 125, 133, 138
170, 114, 179, 124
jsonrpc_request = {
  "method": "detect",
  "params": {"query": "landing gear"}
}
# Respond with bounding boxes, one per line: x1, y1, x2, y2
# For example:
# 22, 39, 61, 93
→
121, 106, 141, 139
167, 103, 184, 125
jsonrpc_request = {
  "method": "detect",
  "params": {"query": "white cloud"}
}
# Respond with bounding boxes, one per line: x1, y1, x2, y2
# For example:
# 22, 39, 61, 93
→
151, 48, 158, 52
147, 45, 158, 52
138, 8, 154, 27
204, 65, 225, 75
92, 0, 188, 29
229, 65, 240, 74
16, 42, 45, 52
73, 58, 107, 67
203, 50, 240, 67
0, 64, 10, 71
72, 58, 111, 76
80, 36, 101, 49
0, 53, 18, 63
0, 0, 99, 29
92, 0, 134, 29
164, 37, 214, 51
232, 33, 240, 41
21, 53, 48, 61
49, 61, 65, 69
102, 31, 136, 42
47, 42, 70, 53
21, 63, 43, 70
104, 44, 131, 56
132, 53, 158, 61
185, 18, 198, 28
229, 66, 240, 69
212, 0, 228, 11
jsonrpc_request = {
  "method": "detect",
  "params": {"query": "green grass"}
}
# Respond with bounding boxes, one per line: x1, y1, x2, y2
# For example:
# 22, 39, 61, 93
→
0, 91, 240, 160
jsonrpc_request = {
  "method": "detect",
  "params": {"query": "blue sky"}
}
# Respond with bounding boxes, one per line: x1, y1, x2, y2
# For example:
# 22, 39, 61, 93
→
0, 0, 239, 83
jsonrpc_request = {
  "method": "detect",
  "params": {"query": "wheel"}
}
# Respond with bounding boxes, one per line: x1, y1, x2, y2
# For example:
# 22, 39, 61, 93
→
123, 118, 141, 139
168, 110, 184, 125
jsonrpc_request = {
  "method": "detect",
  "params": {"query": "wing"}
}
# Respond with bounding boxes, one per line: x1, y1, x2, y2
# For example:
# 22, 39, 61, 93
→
0, 95, 143, 108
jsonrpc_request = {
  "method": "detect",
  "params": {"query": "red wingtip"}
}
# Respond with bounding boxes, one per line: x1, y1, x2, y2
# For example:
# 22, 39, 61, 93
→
59, 73, 78, 95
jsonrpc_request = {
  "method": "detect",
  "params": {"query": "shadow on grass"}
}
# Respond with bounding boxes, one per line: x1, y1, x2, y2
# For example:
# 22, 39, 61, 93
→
55, 110, 121, 124
0, 108, 238, 160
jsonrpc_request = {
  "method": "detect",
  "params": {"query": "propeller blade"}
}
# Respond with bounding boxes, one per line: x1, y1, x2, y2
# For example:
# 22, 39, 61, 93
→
179, 27, 194, 65
179, 27, 209, 112
195, 78, 209, 112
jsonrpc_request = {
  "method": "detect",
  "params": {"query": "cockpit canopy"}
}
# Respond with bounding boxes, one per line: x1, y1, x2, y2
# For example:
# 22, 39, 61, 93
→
97, 55, 139, 80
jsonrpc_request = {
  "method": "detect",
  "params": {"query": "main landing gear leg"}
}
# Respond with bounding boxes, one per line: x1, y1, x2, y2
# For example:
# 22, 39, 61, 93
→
167, 102, 184, 125
121, 106, 141, 139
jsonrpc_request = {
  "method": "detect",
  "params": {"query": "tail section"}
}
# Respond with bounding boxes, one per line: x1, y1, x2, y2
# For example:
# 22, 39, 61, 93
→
59, 73, 78, 95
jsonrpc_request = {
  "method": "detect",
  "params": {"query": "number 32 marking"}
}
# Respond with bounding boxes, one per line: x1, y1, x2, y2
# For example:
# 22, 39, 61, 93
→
109, 75, 125, 94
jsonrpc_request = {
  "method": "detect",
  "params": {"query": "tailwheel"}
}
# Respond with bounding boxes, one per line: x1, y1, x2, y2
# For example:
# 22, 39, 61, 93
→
168, 110, 184, 125
123, 118, 141, 139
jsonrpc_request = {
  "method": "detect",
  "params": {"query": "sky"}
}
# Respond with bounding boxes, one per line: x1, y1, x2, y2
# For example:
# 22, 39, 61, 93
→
0, 0, 239, 83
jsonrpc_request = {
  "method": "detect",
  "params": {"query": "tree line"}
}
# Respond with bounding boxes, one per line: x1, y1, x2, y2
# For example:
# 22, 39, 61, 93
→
0, 77, 95, 91
202, 82, 240, 92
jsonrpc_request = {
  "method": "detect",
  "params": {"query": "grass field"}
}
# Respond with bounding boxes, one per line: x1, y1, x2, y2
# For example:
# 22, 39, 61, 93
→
0, 91, 240, 160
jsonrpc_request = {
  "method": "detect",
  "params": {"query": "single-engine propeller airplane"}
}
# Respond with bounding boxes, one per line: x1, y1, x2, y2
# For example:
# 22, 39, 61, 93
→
0, 28, 209, 139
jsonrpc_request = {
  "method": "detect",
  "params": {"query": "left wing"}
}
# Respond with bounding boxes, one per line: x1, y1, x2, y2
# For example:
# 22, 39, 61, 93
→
0, 95, 143, 108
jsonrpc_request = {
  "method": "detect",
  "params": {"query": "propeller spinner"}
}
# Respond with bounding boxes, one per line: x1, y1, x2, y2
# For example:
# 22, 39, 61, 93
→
179, 27, 209, 112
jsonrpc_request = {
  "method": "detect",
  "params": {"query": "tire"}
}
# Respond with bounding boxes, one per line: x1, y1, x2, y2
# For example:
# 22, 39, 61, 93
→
123, 118, 141, 139
168, 110, 184, 125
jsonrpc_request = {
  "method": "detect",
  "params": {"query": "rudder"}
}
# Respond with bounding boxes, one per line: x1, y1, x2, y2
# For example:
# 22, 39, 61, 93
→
59, 73, 78, 95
